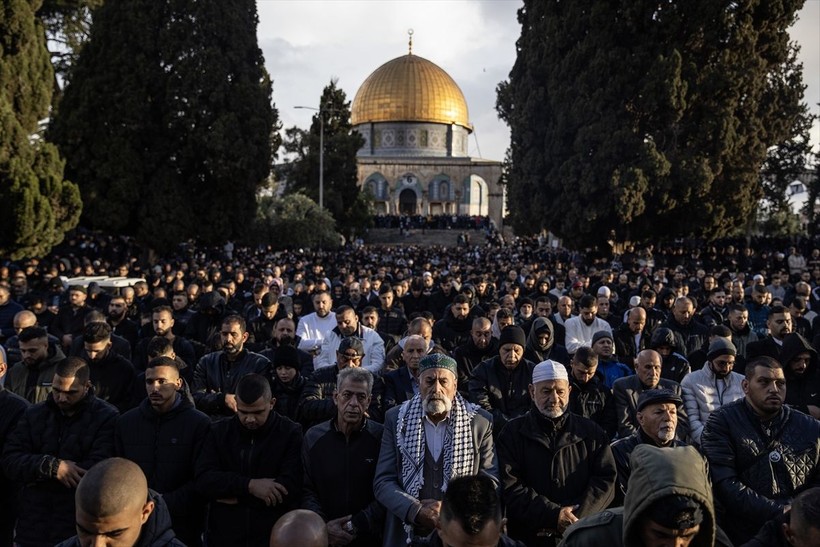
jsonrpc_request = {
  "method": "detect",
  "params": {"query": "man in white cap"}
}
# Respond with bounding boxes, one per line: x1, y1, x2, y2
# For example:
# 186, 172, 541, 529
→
497, 359, 617, 547
374, 353, 497, 546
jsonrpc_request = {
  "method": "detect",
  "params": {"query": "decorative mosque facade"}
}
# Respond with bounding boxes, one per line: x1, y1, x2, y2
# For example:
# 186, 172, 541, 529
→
350, 39, 504, 227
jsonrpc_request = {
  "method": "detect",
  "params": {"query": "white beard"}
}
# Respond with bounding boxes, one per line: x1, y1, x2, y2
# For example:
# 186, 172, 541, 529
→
657, 424, 676, 443
424, 394, 453, 416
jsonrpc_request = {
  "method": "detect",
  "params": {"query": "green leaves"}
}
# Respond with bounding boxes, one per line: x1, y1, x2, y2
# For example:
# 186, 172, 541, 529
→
501, 0, 811, 247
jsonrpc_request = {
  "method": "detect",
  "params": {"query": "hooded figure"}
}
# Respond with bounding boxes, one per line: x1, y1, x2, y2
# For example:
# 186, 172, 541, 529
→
649, 327, 691, 382
779, 332, 820, 418
524, 317, 570, 365
558, 445, 731, 547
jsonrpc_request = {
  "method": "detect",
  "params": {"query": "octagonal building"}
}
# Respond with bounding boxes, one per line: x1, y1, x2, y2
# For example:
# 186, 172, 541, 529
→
351, 46, 503, 226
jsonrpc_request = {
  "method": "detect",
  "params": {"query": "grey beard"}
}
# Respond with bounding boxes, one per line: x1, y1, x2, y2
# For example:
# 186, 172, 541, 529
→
424, 394, 452, 416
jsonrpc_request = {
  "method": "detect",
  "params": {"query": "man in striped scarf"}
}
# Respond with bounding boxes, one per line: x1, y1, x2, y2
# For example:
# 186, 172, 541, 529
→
374, 353, 498, 546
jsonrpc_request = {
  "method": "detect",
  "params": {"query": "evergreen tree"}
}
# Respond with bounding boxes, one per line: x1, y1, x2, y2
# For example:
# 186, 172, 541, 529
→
286, 79, 369, 241
0, 0, 81, 260
50, 0, 274, 252
499, 0, 811, 248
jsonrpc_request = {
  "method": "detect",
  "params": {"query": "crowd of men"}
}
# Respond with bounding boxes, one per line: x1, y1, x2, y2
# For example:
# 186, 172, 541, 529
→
1, 232, 820, 547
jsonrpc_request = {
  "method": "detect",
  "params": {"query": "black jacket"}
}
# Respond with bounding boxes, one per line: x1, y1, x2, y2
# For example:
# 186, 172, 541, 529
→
432, 311, 473, 353
468, 356, 536, 435
133, 335, 197, 371
192, 349, 270, 418
2, 392, 118, 547
739, 511, 790, 547
195, 410, 303, 547
302, 418, 385, 546
271, 373, 306, 422
260, 341, 315, 378
778, 332, 820, 415
746, 335, 784, 361
568, 373, 616, 439
83, 348, 138, 413
701, 399, 820, 545
382, 367, 416, 412
56, 489, 185, 547
497, 409, 616, 547
298, 365, 383, 427
0, 388, 29, 545
610, 428, 687, 503
452, 336, 500, 392
662, 315, 709, 357
115, 394, 211, 546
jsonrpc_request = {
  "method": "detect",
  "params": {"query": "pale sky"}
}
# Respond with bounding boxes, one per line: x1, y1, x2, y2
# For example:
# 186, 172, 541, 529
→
258, 0, 820, 162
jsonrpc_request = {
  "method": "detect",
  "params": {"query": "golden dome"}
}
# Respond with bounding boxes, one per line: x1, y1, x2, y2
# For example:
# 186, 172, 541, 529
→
351, 53, 471, 130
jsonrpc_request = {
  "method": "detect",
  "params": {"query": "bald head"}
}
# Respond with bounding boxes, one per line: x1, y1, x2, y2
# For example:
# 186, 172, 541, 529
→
270, 509, 328, 547
76, 458, 148, 517
13, 310, 37, 331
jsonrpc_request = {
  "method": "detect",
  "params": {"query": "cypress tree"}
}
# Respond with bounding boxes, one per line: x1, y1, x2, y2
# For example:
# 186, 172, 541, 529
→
500, 0, 810, 247
0, 0, 81, 260
50, 0, 274, 252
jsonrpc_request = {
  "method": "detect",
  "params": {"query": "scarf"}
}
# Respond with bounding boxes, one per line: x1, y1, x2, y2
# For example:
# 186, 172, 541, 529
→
396, 393, 477, 540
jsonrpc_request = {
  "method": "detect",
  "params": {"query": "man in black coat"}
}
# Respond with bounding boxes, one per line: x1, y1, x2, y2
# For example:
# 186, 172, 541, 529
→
0, 353, 29, 545
195, 373, 302, 547
303, 367, 385, 547
432, 294, 474, 353
702, 356, 820, 545
468, 326, 536, 437
81, 321, 138, 413
746, 305, 793, 361
497, 360, 616, 547
115, 356, 210, 546
568, 347, 616, 439
192, 314, 270, 419
2, 357, 118, 547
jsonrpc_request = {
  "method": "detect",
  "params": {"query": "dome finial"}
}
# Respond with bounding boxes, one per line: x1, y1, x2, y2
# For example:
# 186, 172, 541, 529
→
408, 29, 414, 54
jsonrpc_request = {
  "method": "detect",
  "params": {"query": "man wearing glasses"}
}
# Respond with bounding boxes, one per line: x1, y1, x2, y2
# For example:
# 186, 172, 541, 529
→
299, 337, 382, 428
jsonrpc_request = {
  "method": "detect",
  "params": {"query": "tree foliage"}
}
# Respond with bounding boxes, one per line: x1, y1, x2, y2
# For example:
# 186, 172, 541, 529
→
285, 79, 370, 240
253, 192, 340, 249
499, 0, 811, 248
37, 0, 102, 92
49, 0, 275, 253
0, 0, 81, 260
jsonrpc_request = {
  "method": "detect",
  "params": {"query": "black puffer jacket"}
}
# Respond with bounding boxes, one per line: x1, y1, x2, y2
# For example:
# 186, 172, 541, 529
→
468, 356, 536, 435
0, 388, 28, 545
432, 311, 473, 352
778, 332, 820, 415
568, 373, 616, 439
2, 392, 118, 546
195, 410, 303, 547
452, 336, 499, 392
56, 489, 185, 547
192, 349, 270, 417
497, 408, 616, 547
701, 399, 820, 545
115, 392, 210, 545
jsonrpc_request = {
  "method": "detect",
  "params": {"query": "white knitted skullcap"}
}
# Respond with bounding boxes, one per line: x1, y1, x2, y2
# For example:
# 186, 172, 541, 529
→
532, 360, 569, 384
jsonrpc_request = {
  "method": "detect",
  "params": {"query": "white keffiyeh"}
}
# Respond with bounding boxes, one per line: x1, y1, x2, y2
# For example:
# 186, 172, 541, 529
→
396, 392, 477, 541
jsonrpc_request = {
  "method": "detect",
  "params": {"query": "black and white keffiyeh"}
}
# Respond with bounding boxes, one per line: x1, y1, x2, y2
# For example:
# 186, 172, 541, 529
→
396, 392, 478, 539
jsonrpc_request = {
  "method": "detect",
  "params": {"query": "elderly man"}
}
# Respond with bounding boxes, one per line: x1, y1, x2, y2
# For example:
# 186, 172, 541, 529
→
469, 326, 537, 436
702, 356, 820, 545
303, 367, 384, 546
662, 296, 709, 358
374, 354, 497, 546
681, 338, 745, 447
382, 334, 428, 411
564, 295, 612, 355
612, 349, 687, 440
497, 360, 616, 546
299, 337, 383, 428
610, 389, 687, 501
613, 307, 647, 367
314, 305, 385, 374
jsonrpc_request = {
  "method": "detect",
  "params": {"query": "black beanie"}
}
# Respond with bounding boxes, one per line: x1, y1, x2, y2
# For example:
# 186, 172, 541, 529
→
499, 325, 526, 348
273, 345, 300, 369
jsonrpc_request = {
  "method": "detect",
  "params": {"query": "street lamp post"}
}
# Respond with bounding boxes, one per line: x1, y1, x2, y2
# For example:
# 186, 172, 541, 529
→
294, 105, 327, 210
